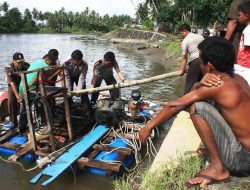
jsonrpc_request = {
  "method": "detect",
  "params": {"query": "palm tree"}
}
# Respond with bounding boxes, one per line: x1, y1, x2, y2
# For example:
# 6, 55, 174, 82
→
1, 1, 9, 15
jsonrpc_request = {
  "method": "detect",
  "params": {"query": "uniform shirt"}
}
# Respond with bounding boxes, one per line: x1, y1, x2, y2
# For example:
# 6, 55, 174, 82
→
5, 62, 30, 88
238, 25, 250, 68
181, 32, 204, 62
93, 60, 119, 78
61, 58, 88, 90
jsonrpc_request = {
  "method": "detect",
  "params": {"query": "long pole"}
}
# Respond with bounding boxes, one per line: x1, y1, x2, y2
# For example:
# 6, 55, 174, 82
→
69, 70, 180, 96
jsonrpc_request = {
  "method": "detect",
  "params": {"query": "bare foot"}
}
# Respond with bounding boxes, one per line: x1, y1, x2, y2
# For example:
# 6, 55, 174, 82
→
187, 165, 230, 186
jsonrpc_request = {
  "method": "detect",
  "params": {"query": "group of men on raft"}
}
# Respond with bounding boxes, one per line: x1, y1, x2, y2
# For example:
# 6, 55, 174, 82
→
4, 0, 250, 187
6, 50, 126, 134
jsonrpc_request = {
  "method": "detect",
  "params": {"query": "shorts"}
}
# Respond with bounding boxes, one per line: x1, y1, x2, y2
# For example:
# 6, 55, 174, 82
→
194, 102, 250, 173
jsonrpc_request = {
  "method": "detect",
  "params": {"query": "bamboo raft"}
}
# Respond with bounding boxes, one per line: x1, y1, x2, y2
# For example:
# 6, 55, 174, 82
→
0, 66, 179, 186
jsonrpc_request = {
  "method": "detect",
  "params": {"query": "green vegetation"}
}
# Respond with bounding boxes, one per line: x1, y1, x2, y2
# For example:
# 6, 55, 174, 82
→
0, 1, 131, 33
136, 0, 231, 32
114, 156, 203, 190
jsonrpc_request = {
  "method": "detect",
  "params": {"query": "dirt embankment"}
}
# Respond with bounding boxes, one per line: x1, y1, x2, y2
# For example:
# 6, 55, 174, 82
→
104, 29, 166, 43
104, 29, 181, 71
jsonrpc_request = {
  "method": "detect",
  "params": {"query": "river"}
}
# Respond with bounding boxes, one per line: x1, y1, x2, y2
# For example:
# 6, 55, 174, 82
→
0, 34, 184, 190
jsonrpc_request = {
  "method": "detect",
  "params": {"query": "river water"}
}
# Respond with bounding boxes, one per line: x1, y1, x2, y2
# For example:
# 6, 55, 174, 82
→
0, 34, 184, 190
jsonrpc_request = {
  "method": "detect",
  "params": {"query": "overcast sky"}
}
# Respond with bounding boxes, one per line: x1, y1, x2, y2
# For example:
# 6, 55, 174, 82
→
0, 0, 145, 17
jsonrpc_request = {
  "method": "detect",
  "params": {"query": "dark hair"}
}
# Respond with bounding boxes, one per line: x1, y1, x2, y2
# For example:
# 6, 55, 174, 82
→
48, 49, 59, 57
104, 52, 115, 62
71, 49, 83, 60
198, 37, 235, 75
178, 24, 191, 32
238, 1, 250, 15
43, 54, 56, 62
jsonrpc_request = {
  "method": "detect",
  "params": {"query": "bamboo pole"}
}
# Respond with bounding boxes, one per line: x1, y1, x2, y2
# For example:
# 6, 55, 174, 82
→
70, 70, 180, 96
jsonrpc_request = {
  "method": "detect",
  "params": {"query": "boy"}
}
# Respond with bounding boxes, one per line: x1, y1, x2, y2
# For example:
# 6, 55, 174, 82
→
235, 1, 250, 85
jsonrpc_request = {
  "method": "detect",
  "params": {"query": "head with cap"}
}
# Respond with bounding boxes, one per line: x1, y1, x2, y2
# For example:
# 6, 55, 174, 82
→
12, 52, 25, 67
71, 49, 83, 65
104, 51, 116, 64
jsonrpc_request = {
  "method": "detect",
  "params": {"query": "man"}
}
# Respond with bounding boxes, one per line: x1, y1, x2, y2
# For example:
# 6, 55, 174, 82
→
225, 0, 250, 59
91, 51, 126, 104
18, 54, 56, 134
61, 50, 91, 109
139, 37, 250, 186
178, 24, 204, 94
5, 52, 29, 129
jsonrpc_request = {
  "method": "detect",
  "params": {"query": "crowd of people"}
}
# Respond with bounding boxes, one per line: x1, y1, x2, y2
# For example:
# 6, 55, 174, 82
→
140, 0, 250, 188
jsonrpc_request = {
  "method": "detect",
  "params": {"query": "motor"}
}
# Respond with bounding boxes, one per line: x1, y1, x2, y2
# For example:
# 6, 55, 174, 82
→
95, 99, 125, 126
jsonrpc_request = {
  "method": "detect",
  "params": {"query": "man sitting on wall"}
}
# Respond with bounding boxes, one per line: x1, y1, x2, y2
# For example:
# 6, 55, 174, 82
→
139, 37, 250, 187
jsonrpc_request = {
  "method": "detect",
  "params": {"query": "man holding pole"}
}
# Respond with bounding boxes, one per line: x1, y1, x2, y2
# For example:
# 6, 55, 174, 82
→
178, 24, 204, 94
90, 52, 127, 104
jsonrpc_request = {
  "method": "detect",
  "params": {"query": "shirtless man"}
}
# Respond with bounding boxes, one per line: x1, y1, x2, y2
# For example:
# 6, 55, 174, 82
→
139, 37, 250, 186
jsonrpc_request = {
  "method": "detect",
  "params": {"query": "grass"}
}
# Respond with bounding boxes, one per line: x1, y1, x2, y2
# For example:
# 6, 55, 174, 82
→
114, 156, 203, 190
160, 39, 182, 59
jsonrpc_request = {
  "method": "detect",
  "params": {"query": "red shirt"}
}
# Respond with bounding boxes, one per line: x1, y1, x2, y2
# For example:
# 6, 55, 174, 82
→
238, 25, 250, 68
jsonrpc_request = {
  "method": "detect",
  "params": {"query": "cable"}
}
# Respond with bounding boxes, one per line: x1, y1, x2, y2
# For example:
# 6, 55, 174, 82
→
0, 156, 39, 172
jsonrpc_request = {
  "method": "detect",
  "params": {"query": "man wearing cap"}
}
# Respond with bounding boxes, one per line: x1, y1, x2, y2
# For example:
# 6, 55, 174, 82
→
91, 51, 127, 104
5, 52, 29, 129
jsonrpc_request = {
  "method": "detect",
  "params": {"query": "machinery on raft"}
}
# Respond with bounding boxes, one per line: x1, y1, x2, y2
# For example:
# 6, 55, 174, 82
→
0, 65, 164, 186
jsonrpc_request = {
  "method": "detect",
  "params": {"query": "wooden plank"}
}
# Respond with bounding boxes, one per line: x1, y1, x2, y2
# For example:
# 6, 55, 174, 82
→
38, 71, 56, 152
8, 142, 33, 162
77, 157, 121, 172
105, 151, 127, 177
30, 125, 109, 186
0, 142, 20, 150
93, 144, 132, 156
20, 73, 37, 151
109, 132, 139, 140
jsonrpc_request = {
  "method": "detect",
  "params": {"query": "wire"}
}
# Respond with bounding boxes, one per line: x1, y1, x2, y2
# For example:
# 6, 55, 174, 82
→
0, 156, 39, 172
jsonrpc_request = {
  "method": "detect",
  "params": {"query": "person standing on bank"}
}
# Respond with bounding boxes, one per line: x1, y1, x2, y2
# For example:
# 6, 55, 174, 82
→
91, 51, 127, 104
61, 50, 90, 107
225, 0, 250, 58
178, 24, 204, 94
5, 52, 29, 128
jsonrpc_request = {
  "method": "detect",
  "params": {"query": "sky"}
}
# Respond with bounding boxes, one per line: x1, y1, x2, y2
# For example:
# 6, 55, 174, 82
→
0, 0, 145, 17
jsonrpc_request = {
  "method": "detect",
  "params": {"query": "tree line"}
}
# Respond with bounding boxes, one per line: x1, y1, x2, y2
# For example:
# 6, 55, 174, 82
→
136, 0, 232, 32
0, 1, 131, 33
0, 1, 232, 34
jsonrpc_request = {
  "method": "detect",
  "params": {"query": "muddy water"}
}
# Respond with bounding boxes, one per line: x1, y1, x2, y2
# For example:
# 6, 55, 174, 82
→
0, 34, 184, 190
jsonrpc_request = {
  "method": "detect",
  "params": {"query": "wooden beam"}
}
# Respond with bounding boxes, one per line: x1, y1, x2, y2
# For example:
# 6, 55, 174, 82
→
93, 144, 133, 156
77, 157, 121, 173
109, 132, 139, 140
70, 70, 180, 95
8, 142, 33, 162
